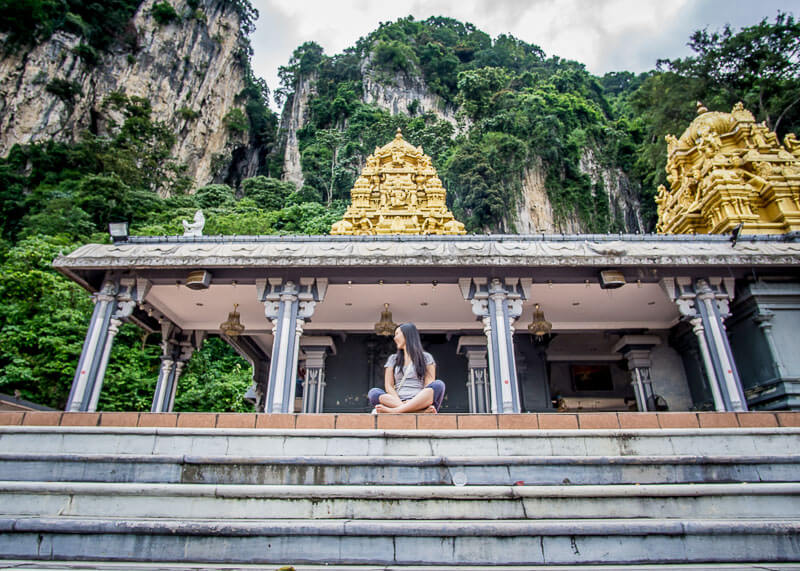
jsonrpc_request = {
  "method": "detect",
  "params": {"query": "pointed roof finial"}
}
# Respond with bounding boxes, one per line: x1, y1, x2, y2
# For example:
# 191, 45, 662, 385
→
395, 127, 403, 139
696, 101, 708, 115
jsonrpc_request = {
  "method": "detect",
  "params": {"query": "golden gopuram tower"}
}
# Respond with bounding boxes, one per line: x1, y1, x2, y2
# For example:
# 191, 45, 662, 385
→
656, 102, 800, 234
330, 129, 466, 235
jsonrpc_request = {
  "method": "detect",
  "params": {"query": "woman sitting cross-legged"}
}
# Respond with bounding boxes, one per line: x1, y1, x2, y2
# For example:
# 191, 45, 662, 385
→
368, 322, 446, 414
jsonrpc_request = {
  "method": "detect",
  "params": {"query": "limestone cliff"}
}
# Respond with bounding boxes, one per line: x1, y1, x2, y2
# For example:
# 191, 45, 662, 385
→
280, 74, 315, 188
515, 160, 581, 234
514, 153, 643, 234
0, 0, 252, 189
579, 149, 645, 234
361, 62, 458, 126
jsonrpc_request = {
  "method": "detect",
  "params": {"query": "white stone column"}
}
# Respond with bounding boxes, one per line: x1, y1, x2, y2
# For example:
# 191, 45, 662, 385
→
460, 277, 530, 413
690, 317, 726, 411
87, 317, 122, 412
696, 279, 747, 411
753, 310, 787, 379
151, 321, 177, 413
660, 277, 746, 412
258, 277, 328, 413
300, 337, 336, 414
613, 335, 661, 412
67, 277, 149, 412
152, 329, 204, 413
66, 280, 118, 412
457, 336, 489, 413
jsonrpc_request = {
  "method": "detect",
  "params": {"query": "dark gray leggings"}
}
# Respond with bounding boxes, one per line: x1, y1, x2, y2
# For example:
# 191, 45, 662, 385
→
368, 379, 446, 411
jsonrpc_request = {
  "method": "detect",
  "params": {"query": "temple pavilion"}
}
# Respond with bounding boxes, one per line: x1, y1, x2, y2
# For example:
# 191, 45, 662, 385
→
54, 109, 800, 414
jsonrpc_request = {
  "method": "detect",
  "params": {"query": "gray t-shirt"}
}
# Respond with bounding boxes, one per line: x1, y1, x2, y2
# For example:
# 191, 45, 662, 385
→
385, 352, 435, 400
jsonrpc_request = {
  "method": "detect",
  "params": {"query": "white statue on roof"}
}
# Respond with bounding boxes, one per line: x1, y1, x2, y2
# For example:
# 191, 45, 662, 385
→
182, 210, 205, 237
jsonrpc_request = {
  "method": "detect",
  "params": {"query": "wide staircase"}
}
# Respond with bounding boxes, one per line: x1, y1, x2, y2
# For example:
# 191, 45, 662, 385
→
0, 411, 799, 569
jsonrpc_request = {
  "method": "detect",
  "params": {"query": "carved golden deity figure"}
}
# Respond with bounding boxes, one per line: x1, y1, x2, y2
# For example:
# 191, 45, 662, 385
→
656, 102, 800, 235
330, 129, 466, 235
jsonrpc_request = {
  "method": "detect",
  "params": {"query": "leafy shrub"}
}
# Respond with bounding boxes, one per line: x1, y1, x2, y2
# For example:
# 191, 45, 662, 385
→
194, 184, 235, 208
178, 107, 199, 120
223, 108, 249, 133
63, 12, 88, 36
45, 78, 81, 101
241, 176, 295, 210
151, 1, 179, 25
73, 43, 98, 65
373, 39, 418, 75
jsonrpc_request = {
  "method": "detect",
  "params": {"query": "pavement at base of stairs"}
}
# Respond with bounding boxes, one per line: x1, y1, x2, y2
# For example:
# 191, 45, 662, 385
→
2, 562, 800, 571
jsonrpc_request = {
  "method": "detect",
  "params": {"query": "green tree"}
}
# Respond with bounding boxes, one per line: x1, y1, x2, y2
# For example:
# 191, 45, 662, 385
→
173, 338, 254, 412
0, 236, 92, 408
241, 176, 295, 210
151, 1, 179, 25
456, 67, 512, 120
224, 108, 249, 134
194, 184, 235, 209
661, 12, 800, 135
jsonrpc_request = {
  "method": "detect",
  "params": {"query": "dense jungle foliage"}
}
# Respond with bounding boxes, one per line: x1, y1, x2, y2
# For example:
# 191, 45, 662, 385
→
0, 6, 798, 410
278, 13, 800, 233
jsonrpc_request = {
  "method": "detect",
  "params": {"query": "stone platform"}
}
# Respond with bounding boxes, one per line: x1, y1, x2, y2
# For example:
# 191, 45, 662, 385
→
1, 411, 798, 430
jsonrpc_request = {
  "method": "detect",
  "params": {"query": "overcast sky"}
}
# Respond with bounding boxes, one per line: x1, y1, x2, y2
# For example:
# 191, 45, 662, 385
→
248, 0, 794, 110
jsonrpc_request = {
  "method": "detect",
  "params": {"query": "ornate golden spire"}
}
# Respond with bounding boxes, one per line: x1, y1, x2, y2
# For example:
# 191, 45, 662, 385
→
330, 129, 466, 235
656, 102, 800, 235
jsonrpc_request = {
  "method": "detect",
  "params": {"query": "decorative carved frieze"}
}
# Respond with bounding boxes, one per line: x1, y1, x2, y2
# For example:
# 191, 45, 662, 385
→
54, 236, 800, 274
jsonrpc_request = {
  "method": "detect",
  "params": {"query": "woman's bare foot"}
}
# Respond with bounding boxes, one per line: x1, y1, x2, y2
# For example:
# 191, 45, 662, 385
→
375, 404, 398, 414
422, 405, 437, 414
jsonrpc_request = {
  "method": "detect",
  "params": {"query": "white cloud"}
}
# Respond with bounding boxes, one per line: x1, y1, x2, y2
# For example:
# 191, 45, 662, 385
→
248, 0, 795, 110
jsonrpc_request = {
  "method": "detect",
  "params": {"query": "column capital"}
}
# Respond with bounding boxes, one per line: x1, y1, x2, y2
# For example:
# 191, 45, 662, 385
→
300, 336, 336, 354
459, 277, 531, 302
460, 277, 529, 320
753, 309, 775, 328
93, 280, 118, 303
177, 330, 205, 362
660, 276, 736, 319
257, 277, 328, 321
456, 335, 487, 354
614, 335, 661, 371
613, 334, 661, 351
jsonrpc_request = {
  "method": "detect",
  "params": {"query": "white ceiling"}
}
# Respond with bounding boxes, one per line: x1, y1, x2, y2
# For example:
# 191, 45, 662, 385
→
144, 281, 680, 336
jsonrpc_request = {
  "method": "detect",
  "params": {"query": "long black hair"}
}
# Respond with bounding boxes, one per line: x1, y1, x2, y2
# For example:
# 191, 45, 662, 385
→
394, 322, 428, 380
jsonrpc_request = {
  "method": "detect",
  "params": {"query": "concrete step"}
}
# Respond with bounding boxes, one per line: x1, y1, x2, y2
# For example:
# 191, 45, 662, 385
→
3, 482, 799, 521
2, 425, 799, 565
5, 562, 800, 571
2, 452, 797, 486
2, 516, 798, 565
2, 426, 799, 457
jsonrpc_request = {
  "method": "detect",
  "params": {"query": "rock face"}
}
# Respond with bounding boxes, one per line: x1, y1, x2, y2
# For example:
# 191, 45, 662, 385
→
579, 149, 644, 233
280, 74, 315, 188
0, 0, 249, 189
280, 63, 461, 190
514, 152, 644, 234
515, 160, 581, 234
361, 64, 458, 126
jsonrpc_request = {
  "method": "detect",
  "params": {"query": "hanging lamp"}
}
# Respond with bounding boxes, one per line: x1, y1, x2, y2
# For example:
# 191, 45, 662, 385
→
374, 303, 397, 336
220, 303, 245, 336
528, 303, 552, 339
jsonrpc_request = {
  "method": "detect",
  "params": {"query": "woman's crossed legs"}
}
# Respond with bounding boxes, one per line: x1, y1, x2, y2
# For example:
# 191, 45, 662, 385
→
368, 380, 446, 414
